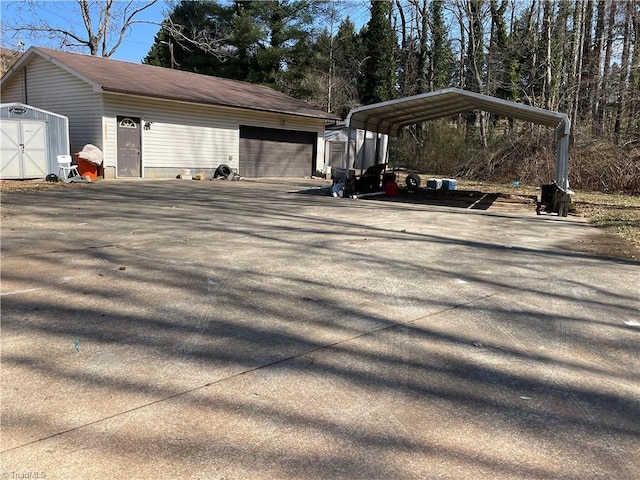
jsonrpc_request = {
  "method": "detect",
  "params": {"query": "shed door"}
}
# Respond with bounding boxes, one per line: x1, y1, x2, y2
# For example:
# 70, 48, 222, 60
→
0, 120, 47, 179
117, 117, 141, 177
21, 121, 48, 177
239, 126, 316, 177
0, 121, 22, 178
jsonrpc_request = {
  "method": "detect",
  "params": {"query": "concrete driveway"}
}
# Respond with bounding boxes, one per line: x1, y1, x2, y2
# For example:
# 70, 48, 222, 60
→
1, 179, 638, 479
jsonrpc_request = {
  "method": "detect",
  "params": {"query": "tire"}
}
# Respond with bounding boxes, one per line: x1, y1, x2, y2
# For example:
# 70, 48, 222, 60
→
405, 173, 421, 191
214, 164, 232, 178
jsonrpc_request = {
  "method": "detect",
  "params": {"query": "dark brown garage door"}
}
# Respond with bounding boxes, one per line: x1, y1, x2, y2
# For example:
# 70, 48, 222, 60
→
239, 126, 317, 177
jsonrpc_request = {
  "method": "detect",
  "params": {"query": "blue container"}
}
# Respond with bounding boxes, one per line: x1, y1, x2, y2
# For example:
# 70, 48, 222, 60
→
427, 178, 442, 190
442, 178, 458, 190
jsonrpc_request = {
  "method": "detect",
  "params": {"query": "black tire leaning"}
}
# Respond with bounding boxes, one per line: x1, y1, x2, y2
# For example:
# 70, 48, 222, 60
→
405, 173, 421, 191
215, 164, 232, 178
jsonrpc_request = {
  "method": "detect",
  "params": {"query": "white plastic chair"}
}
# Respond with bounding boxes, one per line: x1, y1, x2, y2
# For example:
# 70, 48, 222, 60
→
57, 154, 80, 182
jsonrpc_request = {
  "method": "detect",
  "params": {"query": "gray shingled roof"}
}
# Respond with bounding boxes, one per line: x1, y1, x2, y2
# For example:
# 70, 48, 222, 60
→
26, 47, 337, 120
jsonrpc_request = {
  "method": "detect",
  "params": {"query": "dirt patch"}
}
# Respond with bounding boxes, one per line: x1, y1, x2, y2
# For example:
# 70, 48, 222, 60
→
1, 180, 90, 219
561, 228, 640, 260
1, 179, 86, 193
382, 187, 538, 212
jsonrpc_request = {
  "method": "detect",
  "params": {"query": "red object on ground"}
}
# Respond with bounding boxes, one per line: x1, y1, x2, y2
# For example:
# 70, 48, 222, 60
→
75, 153, 98, 179
385, 181, 398, 197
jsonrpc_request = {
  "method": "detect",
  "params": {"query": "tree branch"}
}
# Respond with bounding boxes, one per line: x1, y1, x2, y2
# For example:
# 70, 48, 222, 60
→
104, 0, 161, 57
161, 15, 236, 62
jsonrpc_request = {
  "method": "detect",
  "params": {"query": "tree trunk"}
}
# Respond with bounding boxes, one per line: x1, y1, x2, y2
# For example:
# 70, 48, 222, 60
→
598, 0, 618, 134
464, 0, 487, 147
457, 8, 466, 91
571, 1, 585, 128
552, 1, 570, 112
626, 0, 640, 135
578, 0, 594, 117
430, 0, 449, 90
416, 0, 429, 94
614, 1, 632, 141
489, 0, 511, 101
528, 0, 539, 107
542, 0, 552, 110
394, 0, 410, 95
79, 0, 99, 55
591, 0, 606, 134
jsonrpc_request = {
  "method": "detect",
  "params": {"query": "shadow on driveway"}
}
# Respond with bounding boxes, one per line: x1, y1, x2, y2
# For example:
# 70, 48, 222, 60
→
1, 179, 638, 479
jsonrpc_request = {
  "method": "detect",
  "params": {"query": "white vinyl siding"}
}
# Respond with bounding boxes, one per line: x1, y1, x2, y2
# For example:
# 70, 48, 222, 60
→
103, 93, 326, 174
6, 56, 103, 155
0, 72, 24, 101
103, 95, 237, 172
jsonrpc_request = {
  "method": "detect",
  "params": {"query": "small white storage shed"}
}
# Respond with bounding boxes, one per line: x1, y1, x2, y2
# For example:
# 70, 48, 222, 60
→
1, 103, 70, 179
324, 124, 389, 173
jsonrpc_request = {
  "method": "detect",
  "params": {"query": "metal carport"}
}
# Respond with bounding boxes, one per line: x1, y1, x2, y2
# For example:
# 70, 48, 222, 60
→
345, 88, 572, 215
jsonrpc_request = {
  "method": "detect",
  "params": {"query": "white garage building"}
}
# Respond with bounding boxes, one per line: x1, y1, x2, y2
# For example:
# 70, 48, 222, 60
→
0, 47, 337, 179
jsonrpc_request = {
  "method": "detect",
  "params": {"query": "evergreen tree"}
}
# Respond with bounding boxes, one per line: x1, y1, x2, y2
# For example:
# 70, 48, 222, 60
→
143, 1, 236, 76
430, 0, 453, 90
464, 0, 485, 94
144, 0, 319, 96
489, 0, 517, 101
331, 18, 366, 116
360, 0, 396, 104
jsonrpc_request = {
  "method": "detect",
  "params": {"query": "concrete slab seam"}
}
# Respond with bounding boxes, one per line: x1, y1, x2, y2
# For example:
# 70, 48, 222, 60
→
0, 291, 499, 455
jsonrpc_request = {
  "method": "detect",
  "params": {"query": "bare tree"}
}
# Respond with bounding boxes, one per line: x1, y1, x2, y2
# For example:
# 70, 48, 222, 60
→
596, 0, 617, 133
590, 0, 606, 133
4, 0, 160, 57
627, 0, 640, 136
542, 0, 552, 110
614, 1, 633, 140
570, 1, 585, 126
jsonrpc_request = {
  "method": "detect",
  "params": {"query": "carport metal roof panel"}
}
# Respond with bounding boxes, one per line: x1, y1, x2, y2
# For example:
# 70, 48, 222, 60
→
346, 88, 570, 136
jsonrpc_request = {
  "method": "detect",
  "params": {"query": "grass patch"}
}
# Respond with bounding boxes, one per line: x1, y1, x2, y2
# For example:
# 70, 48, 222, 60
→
571, 190, 640, 247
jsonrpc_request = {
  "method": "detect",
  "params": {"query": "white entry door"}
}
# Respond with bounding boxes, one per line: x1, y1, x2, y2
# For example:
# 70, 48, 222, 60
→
0, 120, 48, 179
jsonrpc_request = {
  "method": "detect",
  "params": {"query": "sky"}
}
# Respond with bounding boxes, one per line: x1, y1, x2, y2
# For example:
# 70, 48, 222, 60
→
1, 0, 173, 63
0, 0, 372, 65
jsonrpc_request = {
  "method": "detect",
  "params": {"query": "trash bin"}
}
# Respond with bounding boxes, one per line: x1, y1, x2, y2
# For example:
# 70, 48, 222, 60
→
540, 183, 556, 205
385, 181, 398, 197
75, 152, 98, 180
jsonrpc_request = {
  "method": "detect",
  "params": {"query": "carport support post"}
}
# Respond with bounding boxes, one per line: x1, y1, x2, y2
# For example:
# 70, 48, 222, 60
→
555, 132, 570, 191
554, 118, 571, 217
